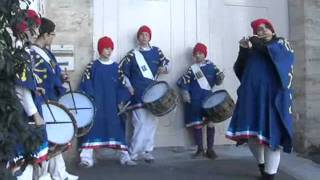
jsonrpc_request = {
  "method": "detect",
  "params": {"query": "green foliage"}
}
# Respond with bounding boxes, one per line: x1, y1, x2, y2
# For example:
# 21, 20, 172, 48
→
0, 0, 42, 178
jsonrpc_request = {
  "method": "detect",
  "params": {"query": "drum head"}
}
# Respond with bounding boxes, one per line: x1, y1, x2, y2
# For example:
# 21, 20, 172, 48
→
202, 90, 228, 109
58, 91, 95, 129
41, 101, 76, 145
142, 81, 168, 103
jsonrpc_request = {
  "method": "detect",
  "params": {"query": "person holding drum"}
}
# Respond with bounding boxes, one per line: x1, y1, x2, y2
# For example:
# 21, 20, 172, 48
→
32, 17, 79, 180
225, 18, 294, 180
12, 10, 50, 180
176, 43, 224, 160
119, 25, 170, 163
78, 36, 136, 167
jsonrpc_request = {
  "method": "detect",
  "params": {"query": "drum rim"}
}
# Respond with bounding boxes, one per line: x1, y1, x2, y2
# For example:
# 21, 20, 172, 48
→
58, 90, 97, 128
202, 89, 229, 108
142, 81, 170, 103
42, 100, 78, 145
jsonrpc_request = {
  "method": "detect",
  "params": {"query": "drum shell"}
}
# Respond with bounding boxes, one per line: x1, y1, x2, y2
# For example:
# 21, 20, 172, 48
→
142, 81, 178, 117
41, 101, 77, 159
202, 90, 235, 123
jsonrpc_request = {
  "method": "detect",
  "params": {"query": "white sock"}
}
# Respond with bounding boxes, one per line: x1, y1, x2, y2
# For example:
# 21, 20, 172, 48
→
80, 149, 94, 165
264, 146, 281, 174
248, 138, 264, 164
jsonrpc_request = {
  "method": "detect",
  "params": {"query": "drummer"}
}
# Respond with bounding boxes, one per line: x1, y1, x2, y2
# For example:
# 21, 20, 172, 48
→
176, 43, 224, 159
32, 17, 78, 180
119, 25, 170, 163
12, 10, 49, 179
78, 36, 136, 167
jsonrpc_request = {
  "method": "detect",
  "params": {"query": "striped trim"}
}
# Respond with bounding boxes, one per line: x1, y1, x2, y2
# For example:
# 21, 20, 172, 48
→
81, 141, 128, 150
33, 146, 49, 163
225, 130, 270, 145
186, 120, 204, 128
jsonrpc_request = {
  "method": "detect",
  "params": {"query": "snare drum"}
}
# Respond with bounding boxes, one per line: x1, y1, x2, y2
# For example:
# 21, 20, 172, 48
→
202, 90, 235, 123
58, 91, 95, 137
142, 81, 178, 116
41, 101, 76, 158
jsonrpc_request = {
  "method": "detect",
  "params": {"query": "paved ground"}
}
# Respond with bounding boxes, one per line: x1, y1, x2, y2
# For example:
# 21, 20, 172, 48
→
64, 145, 317, 180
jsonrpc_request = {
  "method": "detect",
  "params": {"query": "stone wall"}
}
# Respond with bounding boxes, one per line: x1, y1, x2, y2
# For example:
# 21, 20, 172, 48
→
45, 0, 93, 160
288, 0, 320, 153
45, 0, 93, 89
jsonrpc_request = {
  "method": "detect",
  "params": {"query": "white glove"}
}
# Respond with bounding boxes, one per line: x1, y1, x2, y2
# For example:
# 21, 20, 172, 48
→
181, 90, 191, 103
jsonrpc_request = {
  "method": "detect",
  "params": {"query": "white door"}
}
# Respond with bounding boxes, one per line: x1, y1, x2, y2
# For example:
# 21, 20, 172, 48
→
93, 0, 289, 146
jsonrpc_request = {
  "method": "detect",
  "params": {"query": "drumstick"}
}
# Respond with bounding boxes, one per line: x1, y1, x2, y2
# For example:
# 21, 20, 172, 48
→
40, 90, 57, 123
64, 68, 78, 114
117, 101, 132, 115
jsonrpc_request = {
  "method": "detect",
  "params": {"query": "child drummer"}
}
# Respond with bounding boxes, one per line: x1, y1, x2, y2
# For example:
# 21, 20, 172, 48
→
79, 36, 136, 167
176, 43, 224, 159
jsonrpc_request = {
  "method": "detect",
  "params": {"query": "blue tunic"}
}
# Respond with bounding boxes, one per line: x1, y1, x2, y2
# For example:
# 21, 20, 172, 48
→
176, 60, 220, 127
14, 46, 49, 163
79, 60, 130, 150
119, 46, 170, 107
31, 46, 66, 101
226, 37, 294, 153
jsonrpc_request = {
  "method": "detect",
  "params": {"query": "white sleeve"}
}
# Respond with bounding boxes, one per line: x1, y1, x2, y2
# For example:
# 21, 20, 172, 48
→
15, 86, 38, 116
123, 75, 134, 93
164, 60, 171, 73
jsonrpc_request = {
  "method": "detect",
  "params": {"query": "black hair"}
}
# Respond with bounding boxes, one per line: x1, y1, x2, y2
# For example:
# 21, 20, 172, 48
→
39, 17, 55, 36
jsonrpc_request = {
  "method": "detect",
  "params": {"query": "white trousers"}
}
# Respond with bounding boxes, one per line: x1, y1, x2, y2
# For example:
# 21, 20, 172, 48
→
16, 164, 33, 180
248, 138, 281, 174
17, 161, 51, 180
33, 161, 51, 180
129, 108, 158, 159
80, 148, 131, 164
48, 154, 69, 180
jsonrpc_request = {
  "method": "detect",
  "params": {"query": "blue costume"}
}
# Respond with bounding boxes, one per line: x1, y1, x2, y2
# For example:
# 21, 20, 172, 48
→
119, 45, 170, 159
176, 60, 221, 127
79, 60, 130, 150
31, 45, 67, 101
226, 37, 294, 153
119, 46, 170, 107
14, 45, 49, 164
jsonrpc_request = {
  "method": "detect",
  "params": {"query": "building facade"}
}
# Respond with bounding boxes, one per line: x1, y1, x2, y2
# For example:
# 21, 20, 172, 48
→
37, 0, 320, 153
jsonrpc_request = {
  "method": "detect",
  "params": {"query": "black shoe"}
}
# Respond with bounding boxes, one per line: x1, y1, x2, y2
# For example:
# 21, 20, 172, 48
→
261, 173, 275, 180
206, 149, 218, 160
258, 163, 265, 176
192, 149, 205, 159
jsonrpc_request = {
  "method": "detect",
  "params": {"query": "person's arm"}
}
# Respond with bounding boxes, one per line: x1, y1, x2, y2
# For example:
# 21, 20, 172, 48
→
157, 48, 170, 74
176, 67, 193, 103
233, 47, 249, 81
15, 86, 44, 125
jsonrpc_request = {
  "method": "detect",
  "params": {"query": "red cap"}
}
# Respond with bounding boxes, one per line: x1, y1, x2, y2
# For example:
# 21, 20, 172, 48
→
251, 18, 275, 34
193, 43, 207, 57
137, 25, 152, 40
97, 36, 114, 55
15, 10, 41, 33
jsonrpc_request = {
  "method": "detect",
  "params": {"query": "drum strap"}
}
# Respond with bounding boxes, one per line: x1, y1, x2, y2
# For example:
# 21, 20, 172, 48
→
191, 64, 211, 91
32, 45, 55, 72
134, 50, 155, 80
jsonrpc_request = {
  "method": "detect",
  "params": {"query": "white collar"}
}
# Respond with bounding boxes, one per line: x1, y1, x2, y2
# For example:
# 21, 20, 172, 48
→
137, 44, 152, 51
194, 60, 208, 67
98, 58, 114, 65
